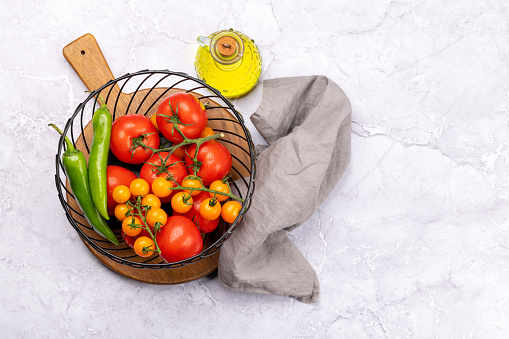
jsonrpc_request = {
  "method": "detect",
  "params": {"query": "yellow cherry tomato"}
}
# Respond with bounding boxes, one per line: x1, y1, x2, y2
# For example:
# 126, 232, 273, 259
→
152, 177, 173, 198
112, 185, 131, 204
208, 180, 230, 202
221, 201, 242, 223
141, 194, 161, 209
199, 198, 221, 221
130, 178, 150, 197
199, 126, 215, 138
171, 191, 193, 213
134, 236, 155, 257
150, 114, 160, 132
146, 207, 168, 228
114, 203, 130, 221
122, 216, 142, 237
182, 176, 203, 196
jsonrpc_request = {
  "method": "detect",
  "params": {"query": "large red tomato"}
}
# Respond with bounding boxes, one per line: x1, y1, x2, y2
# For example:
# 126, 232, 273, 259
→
156, 92, 208, 143
139, 152, 188, 203
184, 141, 232, 187
172, 191, 220, 233
110, 114, 160, 164
156, 216, 203, 263
106, 165, 138, 215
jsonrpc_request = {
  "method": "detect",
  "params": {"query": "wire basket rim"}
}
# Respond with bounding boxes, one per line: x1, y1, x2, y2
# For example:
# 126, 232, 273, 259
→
54, 69, 256, 269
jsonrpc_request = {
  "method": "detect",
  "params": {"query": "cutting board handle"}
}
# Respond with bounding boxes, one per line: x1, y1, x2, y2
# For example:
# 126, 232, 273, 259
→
63, 33, 120, 98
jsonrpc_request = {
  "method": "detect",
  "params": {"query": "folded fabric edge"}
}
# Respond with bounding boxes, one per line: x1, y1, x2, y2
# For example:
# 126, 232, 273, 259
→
217, 272, 319, 304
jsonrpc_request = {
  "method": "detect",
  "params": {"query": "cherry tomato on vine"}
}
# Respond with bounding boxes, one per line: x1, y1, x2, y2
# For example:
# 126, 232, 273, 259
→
112, 185, 131, 204
156, 216, 203, 263
151, 177, 173, 198
106, 166, 137, 216
122, 216, 143, 237
171, 192, 193, 213
199, 126, 215, 138
114, 203, 130, 221
140, 152, 187, 203
221, 201, 242, 224
182, 176, 203, 196
156, 92, 208, 143
134, 236, 156, 257
130, 178, 150, 197
110, 114, 160, 164
184, 140, 232, 187
141, 194, 161, 209
208, 180, 230, 202
172, 191, 219, 234
146, 207, 168, 228
199, 198, 221, 221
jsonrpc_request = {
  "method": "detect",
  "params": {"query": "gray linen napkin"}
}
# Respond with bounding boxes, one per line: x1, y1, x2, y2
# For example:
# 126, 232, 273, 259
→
218, 75, 352, 303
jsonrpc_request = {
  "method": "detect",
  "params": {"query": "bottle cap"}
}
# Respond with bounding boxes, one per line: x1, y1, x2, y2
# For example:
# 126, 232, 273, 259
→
217, 36, 237, 57
210, 31, 244, 65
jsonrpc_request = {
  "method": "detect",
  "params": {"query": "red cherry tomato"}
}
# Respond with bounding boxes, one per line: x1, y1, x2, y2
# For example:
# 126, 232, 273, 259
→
121, 228, 137, 249
172, 191, 219, 234
140, 152, 188, 204
110, 114, 160, 164
156, 92, 208, 143
184, 141, 232, 187
156, 216, 203, 263
172, 145, 188, 159
106, 165, 138, 215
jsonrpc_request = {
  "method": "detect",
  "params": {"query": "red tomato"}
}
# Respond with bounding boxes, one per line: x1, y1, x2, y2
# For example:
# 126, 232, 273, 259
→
110, 114, 160, 164
156, 216, 203, 263
172, 191, 219, 233
139, 152, 188, 204
156, 92, 208, 143
106, 165, 138, 215
121, 228, 137, 249
184, 141, 232, 187
172, 145, 188, 159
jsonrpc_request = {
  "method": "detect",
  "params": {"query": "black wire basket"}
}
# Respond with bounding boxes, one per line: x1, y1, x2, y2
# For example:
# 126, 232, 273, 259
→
54, 70, 256, 270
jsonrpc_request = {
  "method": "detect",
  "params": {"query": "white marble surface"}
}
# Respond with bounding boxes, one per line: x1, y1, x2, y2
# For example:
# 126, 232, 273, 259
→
2, 0, 509, 337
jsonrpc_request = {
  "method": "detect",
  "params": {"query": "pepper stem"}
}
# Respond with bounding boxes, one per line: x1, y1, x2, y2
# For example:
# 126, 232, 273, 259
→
49, 124, 75, 152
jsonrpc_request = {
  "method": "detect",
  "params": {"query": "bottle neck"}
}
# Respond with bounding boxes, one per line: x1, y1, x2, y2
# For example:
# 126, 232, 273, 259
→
210, 31, 244, 70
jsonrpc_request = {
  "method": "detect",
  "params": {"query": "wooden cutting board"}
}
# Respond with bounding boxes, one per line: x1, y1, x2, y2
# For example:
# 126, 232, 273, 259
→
62, 33, 222, 284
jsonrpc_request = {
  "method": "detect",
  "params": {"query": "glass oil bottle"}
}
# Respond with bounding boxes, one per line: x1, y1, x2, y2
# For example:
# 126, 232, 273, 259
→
195, 29, 262, 98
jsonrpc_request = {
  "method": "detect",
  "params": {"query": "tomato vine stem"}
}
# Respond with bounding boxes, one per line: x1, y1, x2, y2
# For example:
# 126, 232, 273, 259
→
125, 196, 162, 254
132, 112, 243, 203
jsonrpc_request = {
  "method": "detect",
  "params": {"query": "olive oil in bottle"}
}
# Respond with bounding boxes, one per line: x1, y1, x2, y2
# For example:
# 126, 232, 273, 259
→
195, 29, 262, 98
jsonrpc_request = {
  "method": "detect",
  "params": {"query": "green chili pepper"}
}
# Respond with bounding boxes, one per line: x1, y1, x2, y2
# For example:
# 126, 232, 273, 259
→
50, 124, 119, 245
88, 102, 112, 220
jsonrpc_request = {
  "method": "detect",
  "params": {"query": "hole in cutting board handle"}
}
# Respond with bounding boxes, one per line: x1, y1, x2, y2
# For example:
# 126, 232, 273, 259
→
81, 50, 85, 55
